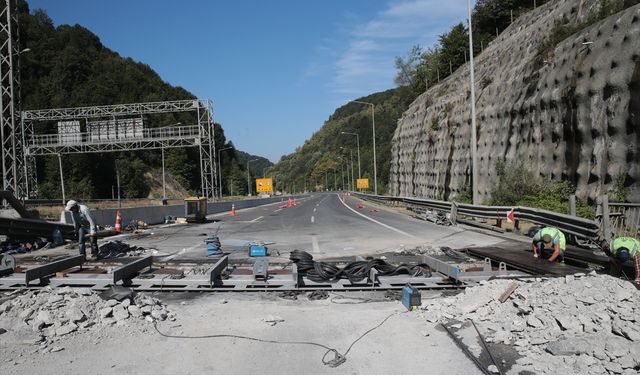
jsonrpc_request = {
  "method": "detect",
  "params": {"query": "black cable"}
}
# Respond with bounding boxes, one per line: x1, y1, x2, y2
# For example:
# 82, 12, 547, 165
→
153, 311, 399, 367
289, 250, 432, 282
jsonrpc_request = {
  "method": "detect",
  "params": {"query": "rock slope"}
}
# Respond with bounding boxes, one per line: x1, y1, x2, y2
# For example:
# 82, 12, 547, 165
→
390, 0, 640, 203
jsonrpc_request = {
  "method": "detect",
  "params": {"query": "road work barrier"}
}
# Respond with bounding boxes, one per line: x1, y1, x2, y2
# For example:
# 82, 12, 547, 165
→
61, 195, 307, 228
352, 192, 605, 241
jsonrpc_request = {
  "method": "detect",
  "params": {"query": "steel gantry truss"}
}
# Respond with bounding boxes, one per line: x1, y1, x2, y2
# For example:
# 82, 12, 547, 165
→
21, 99, 218, 200
0, 0, 24, 198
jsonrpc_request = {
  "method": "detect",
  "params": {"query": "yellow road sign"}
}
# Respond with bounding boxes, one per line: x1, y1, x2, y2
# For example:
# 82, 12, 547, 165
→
256, 178, 273, 193
357, 178, 369, 189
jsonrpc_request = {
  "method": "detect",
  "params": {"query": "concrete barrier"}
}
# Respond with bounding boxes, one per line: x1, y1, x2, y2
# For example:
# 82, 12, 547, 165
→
62, 196, 306, 227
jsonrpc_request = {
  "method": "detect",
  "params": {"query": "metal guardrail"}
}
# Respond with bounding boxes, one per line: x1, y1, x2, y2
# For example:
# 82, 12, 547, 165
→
353, 192, 601, 240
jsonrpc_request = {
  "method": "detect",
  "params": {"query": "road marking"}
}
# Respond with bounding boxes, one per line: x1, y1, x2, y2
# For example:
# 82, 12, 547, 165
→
164, 243, 200, 261
336, 194, 415, 238
312, 235, 320, 253
311, 216, 315, 223
274, 209, 282, 213
250, 216, 264, 222
313, 208, 317, 212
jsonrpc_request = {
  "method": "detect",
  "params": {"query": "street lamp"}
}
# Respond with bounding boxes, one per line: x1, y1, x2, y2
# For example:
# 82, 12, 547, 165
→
217, 146, 233, 199
247, 159, 258, 196
341, 131, 361, 179
340, 147, 354, 191
352, 100, 377, 195
467, 0, 479, 204
161, 122, 181, 200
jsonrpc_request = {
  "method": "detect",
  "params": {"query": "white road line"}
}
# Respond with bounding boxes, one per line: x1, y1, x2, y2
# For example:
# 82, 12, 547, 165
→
313, 208, 317, 212
250, 216, 264, 222
311, 216, 315, 223
336, 194, 415, 238
164, 243, 200, 261
312, 235, 320, 253
274, 209, 282, 213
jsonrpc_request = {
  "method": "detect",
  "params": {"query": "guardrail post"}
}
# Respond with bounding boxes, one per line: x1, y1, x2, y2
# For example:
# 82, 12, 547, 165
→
569, 195, 576, 217
450, 201, 458, 225
597, 195, 612, 241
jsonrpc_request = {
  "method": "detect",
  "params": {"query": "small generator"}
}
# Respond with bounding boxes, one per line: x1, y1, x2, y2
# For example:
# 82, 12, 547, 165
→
402, 284, 421, 311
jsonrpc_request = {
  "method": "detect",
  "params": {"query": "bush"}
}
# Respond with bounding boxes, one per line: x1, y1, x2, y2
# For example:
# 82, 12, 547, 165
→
490, 158, 595, 219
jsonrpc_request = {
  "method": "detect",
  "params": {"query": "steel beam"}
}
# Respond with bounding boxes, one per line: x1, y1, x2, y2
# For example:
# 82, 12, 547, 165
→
24, 255, 84, 286
112, 256, 153, 285
205, 256, 228, 287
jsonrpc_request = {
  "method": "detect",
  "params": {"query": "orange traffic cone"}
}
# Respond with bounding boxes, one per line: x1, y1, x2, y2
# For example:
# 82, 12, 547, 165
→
231, 204, 236, 217
115, 210, 122, 233
292, 199, 297, 207
288, 198, 293, 207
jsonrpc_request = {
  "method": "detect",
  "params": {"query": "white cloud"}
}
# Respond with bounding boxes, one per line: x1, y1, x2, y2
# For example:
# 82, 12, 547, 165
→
330, 0, 467, 99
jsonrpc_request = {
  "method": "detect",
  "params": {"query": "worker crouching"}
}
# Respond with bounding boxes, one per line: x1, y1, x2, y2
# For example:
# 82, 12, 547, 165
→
532, 227, 565, 263
602, 237, 640, 287
65, 200, 99, 261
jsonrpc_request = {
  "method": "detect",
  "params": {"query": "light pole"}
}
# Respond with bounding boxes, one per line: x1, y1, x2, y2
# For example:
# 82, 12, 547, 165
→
467, 0, 479, 204
341, 131, 361, 179
353, 100, 377, 195
247, 159, 258, 196
341, 147, 354, 190
217, 146, 233, 199
57, 153, 65, 204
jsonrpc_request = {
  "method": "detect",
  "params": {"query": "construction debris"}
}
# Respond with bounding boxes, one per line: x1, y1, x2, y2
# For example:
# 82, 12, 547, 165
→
0, 287, 173, 354
97, 241, 147, 259
420, 274, 640, 375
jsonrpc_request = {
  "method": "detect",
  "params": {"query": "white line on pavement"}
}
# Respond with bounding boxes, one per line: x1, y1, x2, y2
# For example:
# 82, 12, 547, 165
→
164, 243, 200, 261
250, 216, 264, 222
312, 235, 320, 253
274, 209, 282, 213
336, 194, 415, 238
313, 208, 317, 212
311, 216, 315, 223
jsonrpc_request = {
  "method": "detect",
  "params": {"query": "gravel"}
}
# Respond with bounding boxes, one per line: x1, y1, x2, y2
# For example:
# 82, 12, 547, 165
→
420, 274, 640, 375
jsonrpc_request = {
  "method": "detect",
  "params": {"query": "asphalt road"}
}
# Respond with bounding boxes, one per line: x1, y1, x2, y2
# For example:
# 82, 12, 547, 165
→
121, 192, 506, 262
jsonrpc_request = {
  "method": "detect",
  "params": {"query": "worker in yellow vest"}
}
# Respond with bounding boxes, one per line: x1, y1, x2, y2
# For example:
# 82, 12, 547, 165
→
603, 237, 640, 287
531, 227, 565, 262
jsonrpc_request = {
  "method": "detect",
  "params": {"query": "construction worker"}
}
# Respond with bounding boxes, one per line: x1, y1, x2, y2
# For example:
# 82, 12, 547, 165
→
602, 237, 640, 287
531, 226, 565, 262
65, 200, 99, 260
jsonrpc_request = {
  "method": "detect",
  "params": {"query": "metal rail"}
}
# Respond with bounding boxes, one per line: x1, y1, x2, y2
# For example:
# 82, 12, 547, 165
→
353, 192, 601, 240
0, 255, 530, 292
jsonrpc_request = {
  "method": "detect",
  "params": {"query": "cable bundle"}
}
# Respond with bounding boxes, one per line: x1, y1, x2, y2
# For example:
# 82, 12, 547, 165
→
289, 250, 431, 283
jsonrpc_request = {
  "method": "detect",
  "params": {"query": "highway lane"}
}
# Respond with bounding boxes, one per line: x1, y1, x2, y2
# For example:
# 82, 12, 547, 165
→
121, 192, 507, 262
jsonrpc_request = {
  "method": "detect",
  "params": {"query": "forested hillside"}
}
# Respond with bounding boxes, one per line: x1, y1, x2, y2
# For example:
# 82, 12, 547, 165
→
270, 88, 413, 194
16, 0, 261, 199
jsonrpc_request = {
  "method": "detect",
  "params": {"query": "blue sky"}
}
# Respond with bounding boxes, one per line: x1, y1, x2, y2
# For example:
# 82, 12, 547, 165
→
28, 0, 468, 162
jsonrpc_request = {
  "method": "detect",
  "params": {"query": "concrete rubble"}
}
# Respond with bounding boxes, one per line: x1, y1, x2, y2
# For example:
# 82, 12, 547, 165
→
0, 287, 174, 354
420, 274, 640, 375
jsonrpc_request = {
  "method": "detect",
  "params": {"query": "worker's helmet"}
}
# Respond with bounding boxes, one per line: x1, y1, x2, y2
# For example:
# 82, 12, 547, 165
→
617, 248, 630, 263
542, 234, 553, 244
65, 200, 78, 211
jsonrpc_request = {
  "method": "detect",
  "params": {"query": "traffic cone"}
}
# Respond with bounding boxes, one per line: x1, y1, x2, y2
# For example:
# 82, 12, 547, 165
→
115, 210, 122, 233
231, 204, 236, 217
288, 198, 293, 207
292, 199, 297, 207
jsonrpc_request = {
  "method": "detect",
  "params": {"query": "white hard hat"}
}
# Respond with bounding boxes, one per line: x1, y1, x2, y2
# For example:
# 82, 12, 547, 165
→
65, 200, 78, 211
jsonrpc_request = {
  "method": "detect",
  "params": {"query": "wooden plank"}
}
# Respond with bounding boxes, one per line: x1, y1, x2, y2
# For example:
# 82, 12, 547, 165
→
498, 282, 518, 303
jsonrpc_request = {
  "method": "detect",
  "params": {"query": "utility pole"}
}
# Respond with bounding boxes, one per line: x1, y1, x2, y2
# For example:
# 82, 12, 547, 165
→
468, 0, 479, 204
247, 159, 258, 196
115, 159, 121, 208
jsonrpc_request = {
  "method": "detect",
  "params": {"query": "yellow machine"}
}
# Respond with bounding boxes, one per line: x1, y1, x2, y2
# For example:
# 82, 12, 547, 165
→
184, 197, 208, 222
